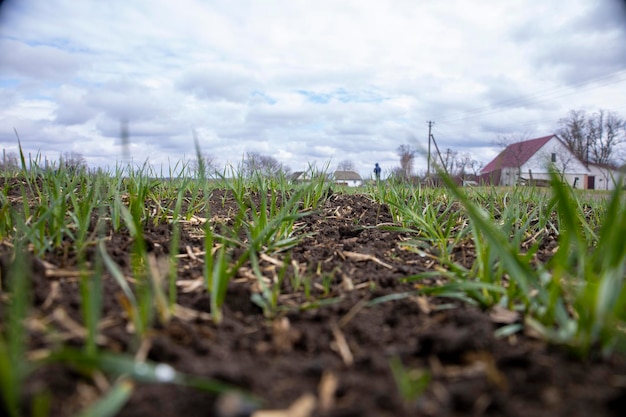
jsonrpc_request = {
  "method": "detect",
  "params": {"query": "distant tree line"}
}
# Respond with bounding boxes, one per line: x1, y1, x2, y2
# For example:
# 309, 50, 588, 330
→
0, 150, 19, 172
391, 144, 482, 183
240, 152, 290, 178
336, 159, 356, 172
0, 148, 295, 179
59, 151, 87, 172
6, 108, 622, 179
190, 151, 292, 179
0, 150, 88, 174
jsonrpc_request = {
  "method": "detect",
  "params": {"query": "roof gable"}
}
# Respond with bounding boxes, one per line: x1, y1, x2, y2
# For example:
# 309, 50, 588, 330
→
482, 135, 555, 174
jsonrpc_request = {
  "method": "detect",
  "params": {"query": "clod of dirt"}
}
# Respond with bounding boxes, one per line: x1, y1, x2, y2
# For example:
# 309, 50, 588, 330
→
416, 309, 495, 360
215, 392, 259, 417
272, 317, 302, 353
0, 250, 48, 305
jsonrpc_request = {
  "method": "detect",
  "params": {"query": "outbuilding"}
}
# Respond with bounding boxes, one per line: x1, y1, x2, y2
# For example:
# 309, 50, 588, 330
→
480, 134, 591, 188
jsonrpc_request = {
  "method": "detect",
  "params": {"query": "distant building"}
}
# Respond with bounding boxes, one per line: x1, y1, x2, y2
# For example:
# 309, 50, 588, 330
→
480, 134, 591, 188
288, 171, 309, 183
333, 170, 363, 187
289, 170, 334, 184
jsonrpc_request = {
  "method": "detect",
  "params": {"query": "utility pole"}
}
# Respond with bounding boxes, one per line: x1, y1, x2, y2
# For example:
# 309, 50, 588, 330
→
427, 121, 434, 182
425, 121, 448, 185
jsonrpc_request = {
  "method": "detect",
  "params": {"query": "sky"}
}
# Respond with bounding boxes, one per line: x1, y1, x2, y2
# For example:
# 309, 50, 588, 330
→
1, 0, 626, 178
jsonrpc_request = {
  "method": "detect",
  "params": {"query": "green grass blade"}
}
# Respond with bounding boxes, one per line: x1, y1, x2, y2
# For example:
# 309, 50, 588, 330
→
73, 379, 134, 417
440, 175, 545, 309
49, 348, 248, 396
0, 338, 19, 417
98, 240, 143, 336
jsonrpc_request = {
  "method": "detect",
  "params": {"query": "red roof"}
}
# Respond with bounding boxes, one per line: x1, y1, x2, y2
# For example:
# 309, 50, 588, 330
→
481, 135, 555, 174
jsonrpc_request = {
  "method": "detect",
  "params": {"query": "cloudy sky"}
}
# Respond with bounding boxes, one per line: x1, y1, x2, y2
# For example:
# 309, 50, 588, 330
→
1, 0, 625, 178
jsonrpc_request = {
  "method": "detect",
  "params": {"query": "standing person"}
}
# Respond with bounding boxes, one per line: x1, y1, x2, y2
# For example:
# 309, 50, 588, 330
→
374, 162, 381, 182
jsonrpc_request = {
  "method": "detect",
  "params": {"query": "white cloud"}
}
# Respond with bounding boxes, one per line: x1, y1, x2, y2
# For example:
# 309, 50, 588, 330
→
1, 0, 625, 178
177, 64, 262, 102
0, 39, 80, 80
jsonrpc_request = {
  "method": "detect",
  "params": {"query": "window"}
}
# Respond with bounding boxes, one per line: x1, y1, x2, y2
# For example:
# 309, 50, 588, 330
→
551, 153, 556, 162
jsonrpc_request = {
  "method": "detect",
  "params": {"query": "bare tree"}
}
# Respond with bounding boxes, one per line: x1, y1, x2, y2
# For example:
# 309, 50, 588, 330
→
396, 144, 416, 180
336, 159, 356, 172
587, 110, 625, 165
388, 167, 406, 183
192, 153, 219, 178
0, 150, 19, 173
441, 148, 458, 175
556, 110, 587, 163
454, 152, 477, 179
60, 151, 87, 172
557, 109, 626, 166
468, 159, 483, 176
242, 152, 291, 178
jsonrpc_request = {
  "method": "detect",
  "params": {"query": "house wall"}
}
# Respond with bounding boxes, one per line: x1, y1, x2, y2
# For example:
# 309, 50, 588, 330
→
520, 137, 589, 188
499, 167, 519, 186
335, 179, 362, 187
479, 169, 502, 186
333, 171, 363, 187
587, 165, 624, 191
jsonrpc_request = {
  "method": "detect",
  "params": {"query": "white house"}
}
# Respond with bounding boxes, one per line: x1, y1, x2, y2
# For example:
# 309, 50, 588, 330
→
586, 163, 625, 191
480, 135, 591, 188
333, 171, 363, 187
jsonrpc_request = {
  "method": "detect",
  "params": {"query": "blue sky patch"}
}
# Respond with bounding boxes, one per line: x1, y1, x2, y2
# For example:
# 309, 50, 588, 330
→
250, 91, 277, 105
0, 78, 21, 88
298, 88, 387, 104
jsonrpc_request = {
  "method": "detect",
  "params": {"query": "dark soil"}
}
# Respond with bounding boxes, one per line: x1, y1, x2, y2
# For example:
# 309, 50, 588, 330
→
2, 187, 626, 417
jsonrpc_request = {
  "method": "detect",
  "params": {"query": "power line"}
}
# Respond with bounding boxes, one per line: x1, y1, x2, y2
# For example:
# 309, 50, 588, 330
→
435, 69, 626, 124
